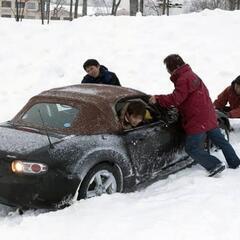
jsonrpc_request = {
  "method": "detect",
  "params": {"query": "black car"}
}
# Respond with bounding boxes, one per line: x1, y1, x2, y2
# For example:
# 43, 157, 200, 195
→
0, 84, 228, 209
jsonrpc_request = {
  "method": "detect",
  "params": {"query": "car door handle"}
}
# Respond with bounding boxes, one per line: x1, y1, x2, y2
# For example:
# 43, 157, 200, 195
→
154, 128, 164, 133
131, 138, 144, 145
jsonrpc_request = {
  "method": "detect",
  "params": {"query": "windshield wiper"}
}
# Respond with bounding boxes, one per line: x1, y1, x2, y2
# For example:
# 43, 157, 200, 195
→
15, 125, 40, 133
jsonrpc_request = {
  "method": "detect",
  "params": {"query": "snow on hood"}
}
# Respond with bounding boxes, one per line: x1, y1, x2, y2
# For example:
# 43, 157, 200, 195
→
0, 127, 59, 155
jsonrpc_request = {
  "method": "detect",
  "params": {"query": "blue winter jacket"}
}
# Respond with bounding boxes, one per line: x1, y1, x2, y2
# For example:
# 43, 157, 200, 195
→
82, 65, 121, 86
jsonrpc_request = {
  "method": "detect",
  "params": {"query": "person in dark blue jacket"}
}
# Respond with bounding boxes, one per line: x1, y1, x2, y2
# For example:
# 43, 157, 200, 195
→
82, 59, 121, 86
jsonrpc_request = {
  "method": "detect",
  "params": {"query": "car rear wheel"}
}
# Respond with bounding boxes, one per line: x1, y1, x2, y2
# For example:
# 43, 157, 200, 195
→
78, 163, 122, 200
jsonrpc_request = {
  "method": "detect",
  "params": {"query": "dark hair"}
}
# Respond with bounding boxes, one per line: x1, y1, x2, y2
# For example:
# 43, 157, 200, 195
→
234, 75, 240, 85
163, 54, 185, 73
83, 59, 100, 70
127, 102, 146, 116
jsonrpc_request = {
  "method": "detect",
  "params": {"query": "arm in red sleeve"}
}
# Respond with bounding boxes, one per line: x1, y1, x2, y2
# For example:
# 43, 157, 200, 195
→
155, 79, 189, 108
214, 87, 231, 110
228, 106, 240, 118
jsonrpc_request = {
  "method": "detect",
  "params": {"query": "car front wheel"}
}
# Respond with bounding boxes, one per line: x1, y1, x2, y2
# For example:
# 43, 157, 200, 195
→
78, 163, 122, 200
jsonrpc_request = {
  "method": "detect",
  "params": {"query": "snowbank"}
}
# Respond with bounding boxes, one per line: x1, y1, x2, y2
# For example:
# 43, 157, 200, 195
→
0, 9, 240, 240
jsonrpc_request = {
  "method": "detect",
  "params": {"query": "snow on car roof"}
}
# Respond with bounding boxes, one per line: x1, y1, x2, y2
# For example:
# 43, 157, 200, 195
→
38, 84, 144, 103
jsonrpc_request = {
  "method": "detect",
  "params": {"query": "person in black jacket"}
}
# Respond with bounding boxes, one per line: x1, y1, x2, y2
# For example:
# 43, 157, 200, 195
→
82, 59, 121, 86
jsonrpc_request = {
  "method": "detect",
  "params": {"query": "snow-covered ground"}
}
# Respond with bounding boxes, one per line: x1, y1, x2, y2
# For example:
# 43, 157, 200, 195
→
0, 9, 240, 240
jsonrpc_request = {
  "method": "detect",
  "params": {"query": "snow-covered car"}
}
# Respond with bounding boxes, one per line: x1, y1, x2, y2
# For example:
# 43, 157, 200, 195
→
0, 84, 226, 209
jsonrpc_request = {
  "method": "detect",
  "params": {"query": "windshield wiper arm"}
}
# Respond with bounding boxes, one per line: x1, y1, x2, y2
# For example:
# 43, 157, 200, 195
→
16, 125, 40, 133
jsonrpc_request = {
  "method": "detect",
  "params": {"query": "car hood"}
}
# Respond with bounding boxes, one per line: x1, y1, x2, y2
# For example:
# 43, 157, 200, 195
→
0, 126, 61, 155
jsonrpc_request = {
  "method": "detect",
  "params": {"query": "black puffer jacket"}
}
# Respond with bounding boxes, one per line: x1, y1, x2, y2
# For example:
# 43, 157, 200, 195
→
82, 66, 121, 86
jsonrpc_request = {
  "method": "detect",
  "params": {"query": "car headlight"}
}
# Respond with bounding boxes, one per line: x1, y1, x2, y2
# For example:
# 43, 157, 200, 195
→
11, 160, 48, 174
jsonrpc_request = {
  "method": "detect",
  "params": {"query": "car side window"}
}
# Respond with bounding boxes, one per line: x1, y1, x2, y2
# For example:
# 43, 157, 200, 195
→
21, 103, 79, 129
116, 98, 162, 131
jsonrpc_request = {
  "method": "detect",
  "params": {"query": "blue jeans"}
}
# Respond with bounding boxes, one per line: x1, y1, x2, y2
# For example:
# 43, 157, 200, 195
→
185, 128, 240, 171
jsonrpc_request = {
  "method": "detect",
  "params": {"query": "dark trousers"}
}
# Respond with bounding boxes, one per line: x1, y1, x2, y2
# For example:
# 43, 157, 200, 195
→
185, 128, 240, 171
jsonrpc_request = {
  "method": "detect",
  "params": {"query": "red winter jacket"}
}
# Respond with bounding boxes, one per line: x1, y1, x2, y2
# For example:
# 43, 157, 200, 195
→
155, 64, 218, 135
214, 85, 240, 118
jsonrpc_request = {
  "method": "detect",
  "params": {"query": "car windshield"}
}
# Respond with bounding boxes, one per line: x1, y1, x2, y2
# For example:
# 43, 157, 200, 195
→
21, 103, 79, 129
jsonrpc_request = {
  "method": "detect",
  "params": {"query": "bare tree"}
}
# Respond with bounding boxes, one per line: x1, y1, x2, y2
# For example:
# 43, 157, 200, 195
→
91, 0, 122, 16
166, 0, 170, 15
92, 0, 110, 15
130, 0, 138, 15
15, 0, 20, 21
144, 0, 182, 15
189, 0, 238, 11
46, 0, 51, 23
111, 0, 122, 15
19, 0, 25, 21
40, 0, 45, 24
144, 0, 161, 14
74, 0, 79, 17
140, 0, 144, 13
162, 0, 166, 14
129, 0, 144, 15
69, 0, 74, 19
82, 0, 87, 15
227, 0, 236, 9
52, 0, 66, 17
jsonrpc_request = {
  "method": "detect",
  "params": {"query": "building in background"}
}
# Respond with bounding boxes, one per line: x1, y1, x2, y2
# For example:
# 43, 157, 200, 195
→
0, 0, 71, 19
0, 0, 41, 18
0, 0, 189, 19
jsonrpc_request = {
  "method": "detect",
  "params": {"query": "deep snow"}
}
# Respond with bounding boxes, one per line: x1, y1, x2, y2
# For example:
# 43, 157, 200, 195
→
0, 9, 240, 240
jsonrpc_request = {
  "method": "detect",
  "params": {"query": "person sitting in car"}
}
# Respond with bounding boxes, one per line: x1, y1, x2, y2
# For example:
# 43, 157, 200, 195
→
214, 75, 240, 118
120, 101, 147, 130
82, 59, 121, 86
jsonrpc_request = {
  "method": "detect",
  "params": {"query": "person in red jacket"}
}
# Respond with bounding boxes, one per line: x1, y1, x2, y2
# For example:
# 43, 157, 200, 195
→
149, 54, 240, 177
214, 76, 240, 118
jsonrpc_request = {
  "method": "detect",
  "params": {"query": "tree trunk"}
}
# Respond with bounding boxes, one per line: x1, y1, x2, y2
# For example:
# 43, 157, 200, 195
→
166, 0, 169, 15
69, 0, 73, 20
15, 0, 19, 21
19, 0, 25, 21
111, 0, 116, 14
130, 0, 138, 15
237, 0, 240, 9
162, 0, 166, 15
74, 0, 79, 18
82, 0, 87, 16
46, 0, 50, 24
40, 0, 45, 24
112, 0, 121, 15
140, 0, 144, 14
228, 0, 236, 10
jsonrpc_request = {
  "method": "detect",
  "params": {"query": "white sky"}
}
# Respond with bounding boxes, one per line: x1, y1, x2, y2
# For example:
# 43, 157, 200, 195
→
0, 9, 240, 240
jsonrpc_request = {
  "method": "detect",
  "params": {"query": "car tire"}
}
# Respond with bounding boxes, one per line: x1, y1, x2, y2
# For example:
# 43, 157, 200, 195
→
78, 163, 122, 200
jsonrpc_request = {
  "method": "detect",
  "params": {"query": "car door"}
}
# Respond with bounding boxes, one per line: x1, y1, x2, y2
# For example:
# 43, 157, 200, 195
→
123, 121, 175, 183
